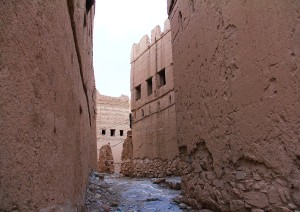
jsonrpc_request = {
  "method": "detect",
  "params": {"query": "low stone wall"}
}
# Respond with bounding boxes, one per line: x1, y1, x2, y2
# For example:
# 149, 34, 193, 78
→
180, 142, 298, 211
121, 157, 189, 178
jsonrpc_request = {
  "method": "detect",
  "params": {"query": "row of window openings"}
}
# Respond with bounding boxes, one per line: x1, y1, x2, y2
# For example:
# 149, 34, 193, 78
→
101, 129, 124, 137
135, 68, 166, 100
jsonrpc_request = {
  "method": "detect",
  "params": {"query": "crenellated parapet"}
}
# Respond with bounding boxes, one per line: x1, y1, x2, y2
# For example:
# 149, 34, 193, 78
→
131, 19, 171, 62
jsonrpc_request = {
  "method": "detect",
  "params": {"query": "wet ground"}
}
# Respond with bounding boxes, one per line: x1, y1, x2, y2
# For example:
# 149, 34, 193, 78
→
85, 170, 193, 212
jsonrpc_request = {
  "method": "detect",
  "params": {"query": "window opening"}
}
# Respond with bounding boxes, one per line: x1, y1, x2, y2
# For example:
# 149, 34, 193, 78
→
101, 129, 106, 135
147, 77, 153, 96
179, 145, 187, 155
135, 85, 141, 100
110, 129, 115, 136
158, 68, 166, 87
120, 130, 124, 136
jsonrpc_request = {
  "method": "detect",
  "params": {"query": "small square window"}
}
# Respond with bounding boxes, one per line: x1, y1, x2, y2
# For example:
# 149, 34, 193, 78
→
158, 68, 166, 87
147, 77, 153, 96
110, 129, 115, 136
101, 129, 106, 135
135, 85, 141, 100
120, 130, 124, 136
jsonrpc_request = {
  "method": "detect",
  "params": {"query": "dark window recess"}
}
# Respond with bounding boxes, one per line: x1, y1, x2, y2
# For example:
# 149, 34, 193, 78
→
158, 68, 166, 87
86, 0, 94, 13
179, 145, 187, 155
135, 85, 141, 100
147, 77, 153, 96
110, 129, 115, 136
101, 129, 106, 135
129, 113, 132, 129
120, 130, 124, 136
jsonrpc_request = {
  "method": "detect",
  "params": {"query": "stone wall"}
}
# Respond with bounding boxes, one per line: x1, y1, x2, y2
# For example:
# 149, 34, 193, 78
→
130, 19, 178, 174
96, 92, 130, 173
0, 0, 97, 211
168, 0, 300, 211
98, 144, 114, 174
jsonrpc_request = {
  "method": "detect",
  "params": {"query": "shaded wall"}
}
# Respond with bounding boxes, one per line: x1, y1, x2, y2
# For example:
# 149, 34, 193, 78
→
168, 0, 300, 211
130, 19, 178, 162
0, 0, 97, 210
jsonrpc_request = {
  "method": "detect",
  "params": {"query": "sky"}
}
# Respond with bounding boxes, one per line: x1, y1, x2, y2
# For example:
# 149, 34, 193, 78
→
93, 0, 168, 97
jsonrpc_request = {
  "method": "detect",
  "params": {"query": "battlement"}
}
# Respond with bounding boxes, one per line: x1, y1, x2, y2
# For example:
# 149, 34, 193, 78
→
97, 91, 129, 106
130, 19, 171, 62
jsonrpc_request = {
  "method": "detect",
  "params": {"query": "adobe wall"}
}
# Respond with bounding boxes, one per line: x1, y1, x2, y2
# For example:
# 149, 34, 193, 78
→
96, 92, 130, 173
168, 0, 300, 211
127, 19, 179, 177
98, 144, 114, 174
0, 0, 97, 211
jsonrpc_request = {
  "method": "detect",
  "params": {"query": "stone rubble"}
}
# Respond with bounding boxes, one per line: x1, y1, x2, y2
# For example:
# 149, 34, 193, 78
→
84, 169, 216, 211
121, 142, 300, 211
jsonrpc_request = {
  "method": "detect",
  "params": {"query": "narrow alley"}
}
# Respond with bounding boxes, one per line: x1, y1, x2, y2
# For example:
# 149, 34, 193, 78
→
1, 1, 299, 211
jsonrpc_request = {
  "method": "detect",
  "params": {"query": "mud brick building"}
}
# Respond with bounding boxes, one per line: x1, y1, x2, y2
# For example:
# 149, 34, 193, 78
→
123, 19, 180, 177
96, 92, 130, 173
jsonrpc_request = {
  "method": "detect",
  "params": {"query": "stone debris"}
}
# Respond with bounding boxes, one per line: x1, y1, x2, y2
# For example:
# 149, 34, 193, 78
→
85, 169, 195, 211
165, 178, 182, 190
85, 170, 118, 212
152, 177, 166, 184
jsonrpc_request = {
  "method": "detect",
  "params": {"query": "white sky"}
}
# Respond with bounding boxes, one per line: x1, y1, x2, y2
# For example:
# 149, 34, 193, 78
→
93, 0, 168, 97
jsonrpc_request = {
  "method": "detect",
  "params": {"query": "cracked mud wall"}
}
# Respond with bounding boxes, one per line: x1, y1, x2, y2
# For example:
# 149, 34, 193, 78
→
168, 0, 300, 211
0, 0, 97, 211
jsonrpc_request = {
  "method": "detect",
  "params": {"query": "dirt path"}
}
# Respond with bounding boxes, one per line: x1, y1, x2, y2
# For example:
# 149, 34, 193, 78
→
84, 170, 191, 212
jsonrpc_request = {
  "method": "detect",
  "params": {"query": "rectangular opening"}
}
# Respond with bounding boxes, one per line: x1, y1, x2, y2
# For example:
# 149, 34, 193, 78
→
110, 129, 115, 136
179, 145, 187, 155
101, 129, 106, 135
147, 77, 153, 96
120, 130, 124, 136
158, 68, 166, 87
135, 85, 141, 100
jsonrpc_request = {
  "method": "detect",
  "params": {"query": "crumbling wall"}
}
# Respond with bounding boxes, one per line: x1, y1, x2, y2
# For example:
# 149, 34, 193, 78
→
98, 144, 114, 174
129, 19, 179, 177
168, 0, 300, 211
120, 131, 133, 176
0, 0, 97, 211
96, 92, 130, 173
